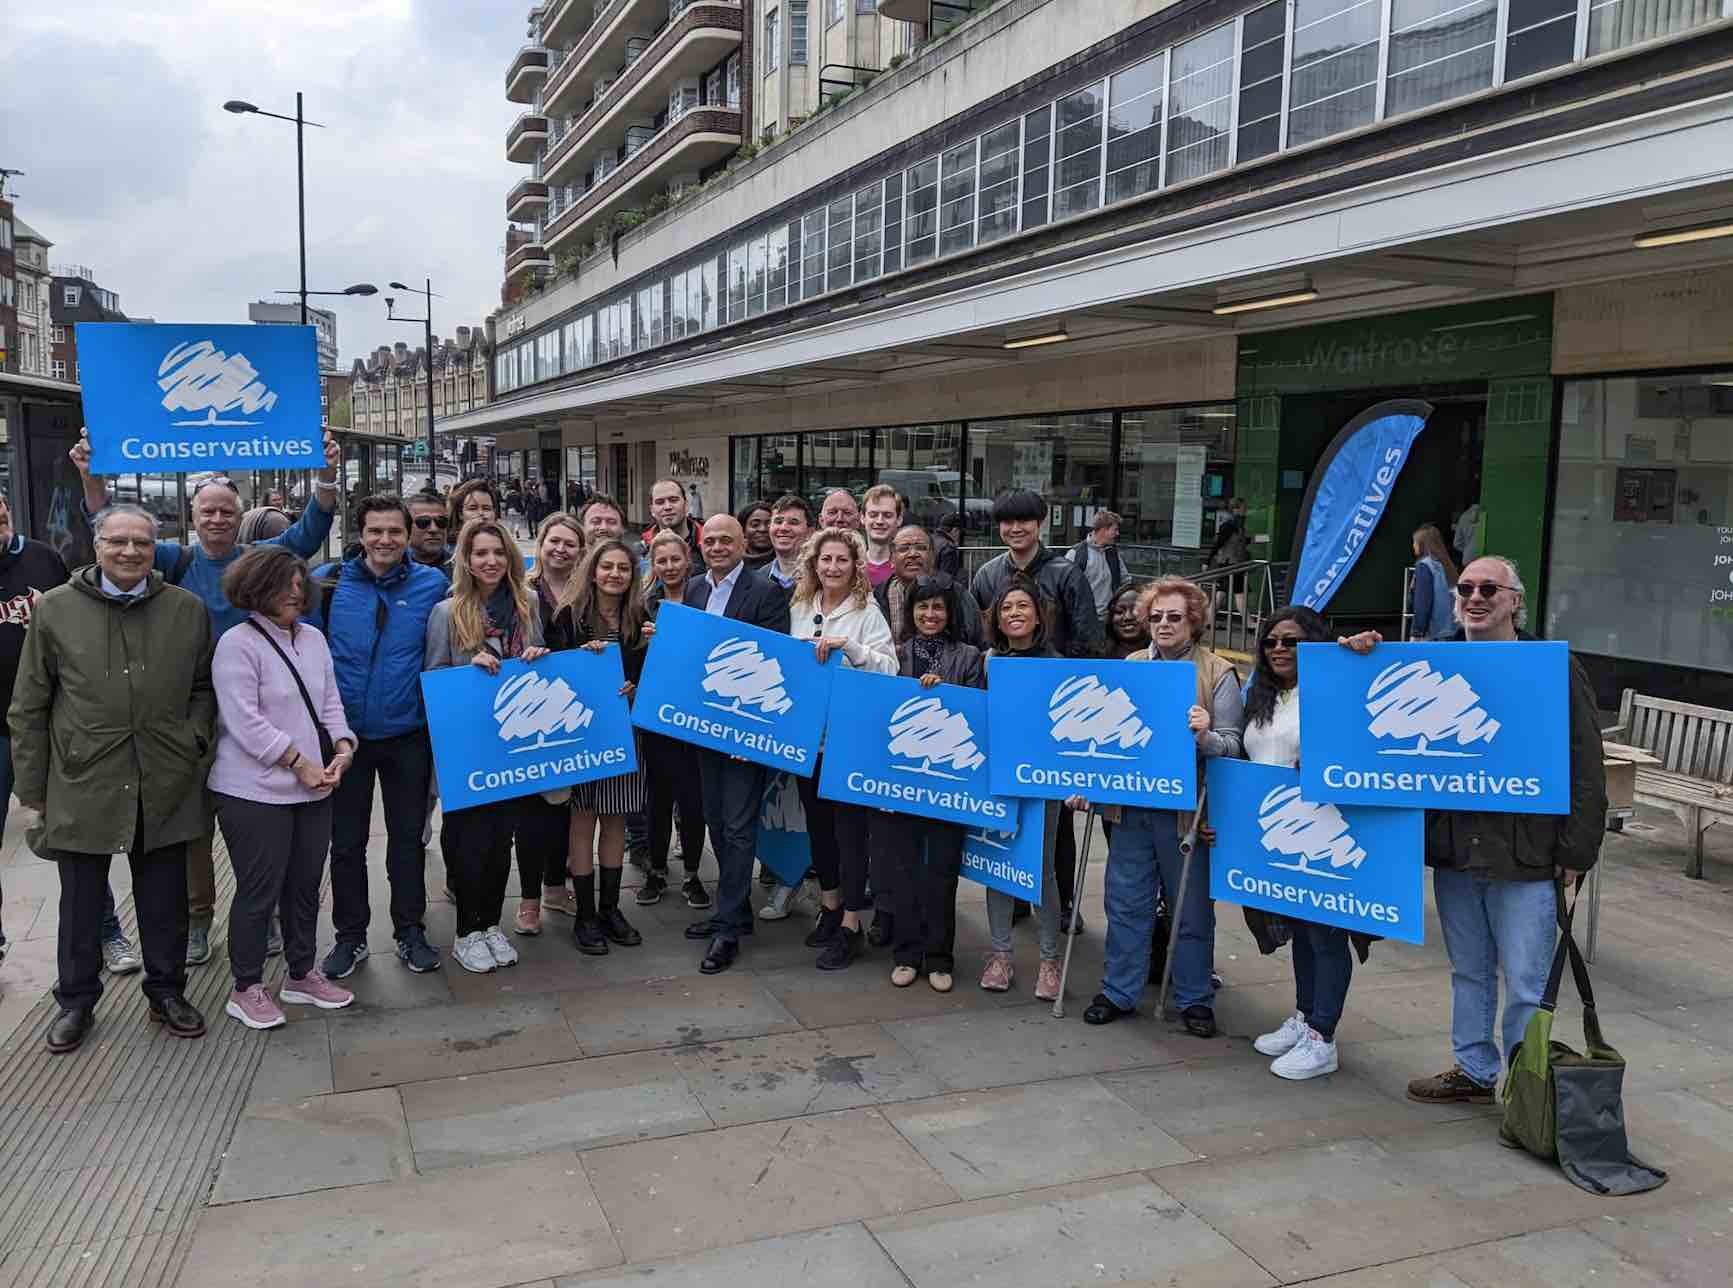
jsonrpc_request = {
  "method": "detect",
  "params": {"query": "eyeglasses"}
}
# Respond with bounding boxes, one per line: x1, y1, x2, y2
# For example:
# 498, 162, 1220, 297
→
1147, 611, 1188, 625
98, 536, 155, 551
1263, 635, 1304, 652
892, 543, 928, 555
1456, 581, 1515, 600
413, 516, 451, 530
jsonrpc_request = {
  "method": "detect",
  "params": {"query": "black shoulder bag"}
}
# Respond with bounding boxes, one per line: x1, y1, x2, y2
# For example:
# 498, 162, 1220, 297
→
245, 620, 337, 763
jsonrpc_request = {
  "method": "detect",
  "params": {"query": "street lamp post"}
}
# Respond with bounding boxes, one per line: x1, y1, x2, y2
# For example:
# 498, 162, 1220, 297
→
224, 95, 325, 326
385, 280, 437, 491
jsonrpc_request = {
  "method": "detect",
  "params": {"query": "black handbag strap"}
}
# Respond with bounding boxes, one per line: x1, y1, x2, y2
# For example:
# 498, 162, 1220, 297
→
246, 619, 334, 758
1542, 881, 1597, 1015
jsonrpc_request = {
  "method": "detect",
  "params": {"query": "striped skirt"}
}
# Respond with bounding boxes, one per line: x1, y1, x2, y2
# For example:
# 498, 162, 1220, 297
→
571, 737, 646, 816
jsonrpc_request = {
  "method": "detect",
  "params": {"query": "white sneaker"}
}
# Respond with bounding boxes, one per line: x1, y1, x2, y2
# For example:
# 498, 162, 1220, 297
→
1270, 1027, 1338, 1080
453, 931, 496, 974
483, 926, 519, 967
759, 882, 797, 920
1254, 1010, 1308, 1057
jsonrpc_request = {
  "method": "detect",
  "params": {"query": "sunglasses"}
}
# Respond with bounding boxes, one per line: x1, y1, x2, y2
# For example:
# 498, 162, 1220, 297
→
1456, 580, 1514, 600
413, 516, 451, 530
1263, 635, 1305, 652
1147, 610, 1188, 625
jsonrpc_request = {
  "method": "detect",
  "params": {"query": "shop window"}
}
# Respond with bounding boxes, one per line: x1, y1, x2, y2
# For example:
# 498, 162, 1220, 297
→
1386, 0, 1497, 118
905, 157, 940, 265
827, 196, 854, 289
1054, 82, 1105, 220
1021, 105, 1053, 231
977, 122, 1020, 244
1287, 0, 1381, 147
732, 436, 762, 515
804, 428, 874, 509
968, 413, 1114, 546
1166, 25, 1235, 185
1588, 0, 1720, 55
939, 139, 978, 256
1504, 0, 1578, 80
1119, 404, 1237, 555
853, 181, 883, 282
874, 423, 966, 530
882, 174, 904, 274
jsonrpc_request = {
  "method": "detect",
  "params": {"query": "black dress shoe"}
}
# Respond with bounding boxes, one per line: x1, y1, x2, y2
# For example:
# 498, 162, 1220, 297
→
804, 906, 843, 948
684, 917, 719, 941
1181, 1004, 1217, 1039
573, 916, 611, 956
149, 994, 207, 1038
865, 913, 893, 948
1083, 993, 1129, 1026
601, 908, 642, 947
46, 1006, 94, 1054
699, 935, 738, 975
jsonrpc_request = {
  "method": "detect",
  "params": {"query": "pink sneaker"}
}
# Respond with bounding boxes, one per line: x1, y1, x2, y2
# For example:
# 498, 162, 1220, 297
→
1034, 957, 1063, 1002
279, 969, 355, 1011
225, 983, 285, 1030
979, 951, 1014, 993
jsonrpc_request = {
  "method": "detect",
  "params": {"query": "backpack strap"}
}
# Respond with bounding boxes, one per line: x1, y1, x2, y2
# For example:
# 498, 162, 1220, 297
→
168, 544, 197, 586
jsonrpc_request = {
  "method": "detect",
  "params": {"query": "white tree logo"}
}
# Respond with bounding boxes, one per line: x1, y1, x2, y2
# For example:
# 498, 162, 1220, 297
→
493, 672, 594, 753
1047, 675, 1153, 760
701, 638, 794, 724
1365, 659, 1500, 758
1257, 785, 1366, 880
760, 772, 807, 833
887, 695, 985, 780
968, 828, 1016, 852
157, 340, 282, 427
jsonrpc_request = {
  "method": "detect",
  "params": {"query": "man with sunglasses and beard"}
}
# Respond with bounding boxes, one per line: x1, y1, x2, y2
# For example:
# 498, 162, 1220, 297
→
406, 491, 455, 580
1342, 555, 1605, 1106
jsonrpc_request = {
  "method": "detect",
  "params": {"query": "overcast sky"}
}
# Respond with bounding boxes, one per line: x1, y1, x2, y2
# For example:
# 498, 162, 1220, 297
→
3, 0, 522, 367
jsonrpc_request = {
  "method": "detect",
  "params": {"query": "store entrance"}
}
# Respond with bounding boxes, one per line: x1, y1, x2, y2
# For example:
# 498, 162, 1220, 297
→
1277, 383, 1487, 627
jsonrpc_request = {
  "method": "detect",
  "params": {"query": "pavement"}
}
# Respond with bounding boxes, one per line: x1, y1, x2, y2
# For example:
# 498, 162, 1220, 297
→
0, 801, 1730, 1288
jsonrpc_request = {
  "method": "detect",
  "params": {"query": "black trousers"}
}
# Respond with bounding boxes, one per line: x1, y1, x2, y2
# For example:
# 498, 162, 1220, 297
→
1054, 804, 1077, 907
442, 798, 517, 936
872, 813, 962, 973
697, 751, 765, 943
214, 792, 333, 987
796, 762, 871, 913
329, 729, 433, 945
53, 809, 189, 1011
643, 731, 706, 875
515, 793, 571, 898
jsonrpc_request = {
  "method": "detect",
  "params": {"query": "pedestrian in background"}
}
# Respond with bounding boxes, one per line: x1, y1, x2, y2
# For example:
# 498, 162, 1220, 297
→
1408, 523, 1460, 640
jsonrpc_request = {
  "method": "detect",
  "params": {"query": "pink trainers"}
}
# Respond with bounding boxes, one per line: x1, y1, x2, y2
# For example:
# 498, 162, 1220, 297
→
279, 969, 355, 1011
1034, 957, 1063, 1002
979, 951, 1014, 993
225, 983, 285, 1030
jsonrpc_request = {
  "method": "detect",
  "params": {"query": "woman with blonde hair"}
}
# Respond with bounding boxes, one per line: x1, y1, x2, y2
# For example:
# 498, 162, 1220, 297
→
548, 538, 650, 955
424, 518, 548, 974
1409, 523, 1460, 640
790, 527, 897, 970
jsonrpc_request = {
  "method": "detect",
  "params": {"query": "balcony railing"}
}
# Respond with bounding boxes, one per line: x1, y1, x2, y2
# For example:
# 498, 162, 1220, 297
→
506, 45, 551, 102
505, 112, 550, 162
506, 178, 551, 220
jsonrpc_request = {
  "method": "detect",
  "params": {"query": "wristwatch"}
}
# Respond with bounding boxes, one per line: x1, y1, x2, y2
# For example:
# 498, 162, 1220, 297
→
313, 478, 338, 494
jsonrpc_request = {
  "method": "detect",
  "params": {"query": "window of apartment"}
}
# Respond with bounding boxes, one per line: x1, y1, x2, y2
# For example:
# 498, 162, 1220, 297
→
852, 181, 883, 282
881, 173, 904, 274
0, 221, 10, 250
767, 224, 790, 310
726, 53, 742, 107
977, 121, 1020, 244
671, 272, 689, 340
702, 257, 719, 329
63, 285, 81, 308
1104, 55, 1164, 205
827, 196, 854, 289
939, 139, 979, 256
0, 277, 12, 307
791, 0, 809, 63
1588, 0, 1721, 56
1237, 2, 1286, 162
1166, 24, 1235, 186
728, 242, 749, 321
1386, 0, 1497, 118
748, 235, 769, 316
1287, 0, 1381, 147
802, 208, 828, 297
1054, 82, 1106, 220
52, 324, 65, 344
1502, 0, 1576, 79
766, 7, 781, 74
52, 359, 66, 381
905, 156, 940, 265
1021, 105, 1053, 231
787, 220, 806, 303
828, 0, 845, 24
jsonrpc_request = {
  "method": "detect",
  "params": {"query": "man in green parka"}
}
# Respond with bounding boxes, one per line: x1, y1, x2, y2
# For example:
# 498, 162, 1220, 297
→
9, 504, 217, 1054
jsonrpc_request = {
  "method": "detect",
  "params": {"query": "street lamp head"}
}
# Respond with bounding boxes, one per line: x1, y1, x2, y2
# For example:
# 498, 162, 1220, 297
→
388, 281, 410, 291
384, 297, 396, 313
222, 100, 258, 114
344, 283, 379, 296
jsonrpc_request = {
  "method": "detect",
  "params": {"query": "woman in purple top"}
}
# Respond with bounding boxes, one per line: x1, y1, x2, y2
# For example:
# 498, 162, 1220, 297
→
210, 547, 359, 1031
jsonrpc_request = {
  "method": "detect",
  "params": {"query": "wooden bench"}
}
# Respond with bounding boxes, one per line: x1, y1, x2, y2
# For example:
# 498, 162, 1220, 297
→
1603, 690, 1733, 879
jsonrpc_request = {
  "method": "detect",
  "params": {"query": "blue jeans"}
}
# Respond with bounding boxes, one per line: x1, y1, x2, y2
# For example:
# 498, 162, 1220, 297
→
1292, 919, 1353, 1040
1101, 807, 1215, 1012
1, 734, 122, 942
1433, 868, 1557, 1087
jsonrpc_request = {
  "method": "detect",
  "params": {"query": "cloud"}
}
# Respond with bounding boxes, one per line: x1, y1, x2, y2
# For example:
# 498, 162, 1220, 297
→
2, 1, 521, 361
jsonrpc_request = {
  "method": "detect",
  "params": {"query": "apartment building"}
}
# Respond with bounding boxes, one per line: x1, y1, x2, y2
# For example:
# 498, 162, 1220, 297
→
10, 217, 55, 378
458, 0, 1733, 701
248, 299, 340, 372
347, 327, 492, 440
48, 265, 126, 384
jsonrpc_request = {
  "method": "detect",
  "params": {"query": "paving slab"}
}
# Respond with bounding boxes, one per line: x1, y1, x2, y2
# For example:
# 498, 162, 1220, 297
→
556, 1221, 912, 1287
1634, 995, 1733, 1049
557, 973, 801, 1056
1579, 1195, 1733, 1284
444, 935, 699, 1003
243, 1016, 333, 1105
579, 1106, 957, 1261
883, 1075, 1194, 1197
1325, 1033, 1504, 1122
669, 1020, 947, 1126
1210, 977, 1405, 1045
179, 1153, 622, 1288
1300, 1226, 1674, 1286
327, 993, 582, 1091
1582, 1009, 1732, 1092
211, 1086, 414, 1203
867, 1172, 1276, 1288
400, 1049, 713, 1168
883, 1007, 1206, 1090
752, 957, 1028, 1028
1100, 1057, 1440, 1159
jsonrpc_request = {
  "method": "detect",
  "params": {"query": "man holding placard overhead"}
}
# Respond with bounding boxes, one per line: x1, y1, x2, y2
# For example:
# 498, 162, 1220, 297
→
679, 515, 792, 975
1343, 555, 1605, 1105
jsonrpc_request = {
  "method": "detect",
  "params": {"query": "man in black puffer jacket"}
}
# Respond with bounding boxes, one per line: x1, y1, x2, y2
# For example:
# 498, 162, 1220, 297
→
968, 490, 1102, 659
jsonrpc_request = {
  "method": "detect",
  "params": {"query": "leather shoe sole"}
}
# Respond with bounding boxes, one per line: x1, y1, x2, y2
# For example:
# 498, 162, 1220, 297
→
699, 938, 738, 975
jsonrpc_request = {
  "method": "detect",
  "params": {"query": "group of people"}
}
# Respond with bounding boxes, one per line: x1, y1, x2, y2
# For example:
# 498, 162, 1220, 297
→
4, 449, 1606, 1116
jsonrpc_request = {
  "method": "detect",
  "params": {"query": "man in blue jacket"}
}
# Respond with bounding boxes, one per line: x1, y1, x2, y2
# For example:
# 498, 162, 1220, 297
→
308, 496, 450, 977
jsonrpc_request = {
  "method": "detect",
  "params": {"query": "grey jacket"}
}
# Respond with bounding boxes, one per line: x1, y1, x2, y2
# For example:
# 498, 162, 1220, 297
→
423, 596, 545, 671
897, 639, 986, 689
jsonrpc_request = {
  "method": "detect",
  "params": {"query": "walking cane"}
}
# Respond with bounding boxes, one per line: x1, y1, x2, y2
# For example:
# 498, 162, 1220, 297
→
1050, 807, 1097, 1019
1155, 784, 1208, 1022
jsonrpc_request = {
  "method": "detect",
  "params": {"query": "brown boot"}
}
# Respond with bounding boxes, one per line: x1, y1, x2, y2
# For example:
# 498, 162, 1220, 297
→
1407, 1066, 1494, 1104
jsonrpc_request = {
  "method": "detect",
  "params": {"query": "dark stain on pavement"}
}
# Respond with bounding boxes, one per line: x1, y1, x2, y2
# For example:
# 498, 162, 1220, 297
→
446, 1028, 521, 1052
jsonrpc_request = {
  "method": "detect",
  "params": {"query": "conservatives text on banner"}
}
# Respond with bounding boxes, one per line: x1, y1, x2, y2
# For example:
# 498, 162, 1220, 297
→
423, 647, 638, 811
632, 601, 834, 775
961, 798, 1046, 905
985, 657, 1196, 808
1207, 758, 1427, 944
1297, 640, 1570, 814
77, 322, 324, 474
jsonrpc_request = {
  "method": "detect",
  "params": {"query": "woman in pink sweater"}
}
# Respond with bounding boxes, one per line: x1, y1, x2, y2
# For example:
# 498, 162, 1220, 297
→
210, 547, 358, 1031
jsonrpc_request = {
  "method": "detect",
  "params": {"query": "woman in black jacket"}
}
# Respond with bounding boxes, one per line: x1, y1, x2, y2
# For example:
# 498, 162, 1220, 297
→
871, 577, 984, 993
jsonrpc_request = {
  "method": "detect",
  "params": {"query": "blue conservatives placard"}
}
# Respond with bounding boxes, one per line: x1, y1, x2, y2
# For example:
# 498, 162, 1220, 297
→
77, 323, 324, 473
422, 647, 638, 811
985, 657, 1196, 808
817, 669, 1017, 831
1207, 759, 1426, 944
961, 798, 1046, 904
755, 772, 812, 887
1297, 640, 1570, 814
632, 601, 834, 774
